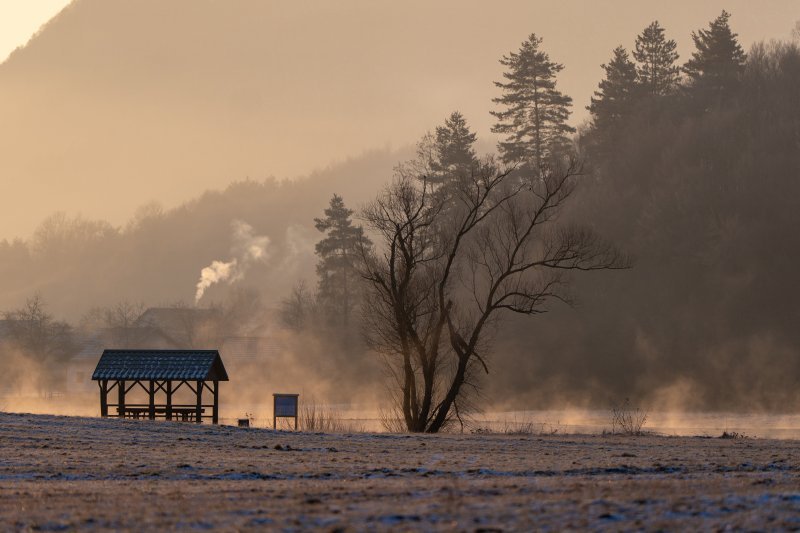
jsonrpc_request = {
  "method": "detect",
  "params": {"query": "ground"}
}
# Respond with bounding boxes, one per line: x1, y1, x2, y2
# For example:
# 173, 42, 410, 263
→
0, 412, 798, 531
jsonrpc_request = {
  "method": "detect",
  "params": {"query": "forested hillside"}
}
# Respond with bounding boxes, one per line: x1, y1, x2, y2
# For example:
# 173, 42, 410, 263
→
0, 148, 406, 319
489, 32, 800, 411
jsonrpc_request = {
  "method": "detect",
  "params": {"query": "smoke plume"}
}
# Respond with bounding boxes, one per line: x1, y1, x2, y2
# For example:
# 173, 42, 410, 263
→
194, 220, 269, 303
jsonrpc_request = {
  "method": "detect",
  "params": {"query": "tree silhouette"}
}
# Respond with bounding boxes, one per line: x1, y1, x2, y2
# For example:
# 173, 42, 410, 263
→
314, 194, 372, 328
492, 34, 575, 169
634, 21, 680, 96
683, 11, 746, 95
360, 155, 629, 432
587, 46, 639, 153
432, 111, 478, 177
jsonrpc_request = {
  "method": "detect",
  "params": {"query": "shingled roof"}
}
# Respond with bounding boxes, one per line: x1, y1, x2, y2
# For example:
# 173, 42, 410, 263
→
92, 349, 229, 381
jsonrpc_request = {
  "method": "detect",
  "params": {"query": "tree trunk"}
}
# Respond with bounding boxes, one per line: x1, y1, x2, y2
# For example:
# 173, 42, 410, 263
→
427, 355, 469, 433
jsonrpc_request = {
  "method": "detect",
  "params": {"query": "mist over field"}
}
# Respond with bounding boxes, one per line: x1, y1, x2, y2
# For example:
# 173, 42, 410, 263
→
1, 0, 800, 423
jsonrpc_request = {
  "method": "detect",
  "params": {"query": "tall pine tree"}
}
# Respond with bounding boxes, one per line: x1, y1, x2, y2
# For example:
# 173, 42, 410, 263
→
588, 46, 639, 133
633, 21, 680, 96
432, 111, 478, 176
683, 11, 746, 94
314, 194, 371, 328
491, 34, 574, 169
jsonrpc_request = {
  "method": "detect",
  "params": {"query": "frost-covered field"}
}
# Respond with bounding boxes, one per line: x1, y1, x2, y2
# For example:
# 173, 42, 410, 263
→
1, 412, 799, 530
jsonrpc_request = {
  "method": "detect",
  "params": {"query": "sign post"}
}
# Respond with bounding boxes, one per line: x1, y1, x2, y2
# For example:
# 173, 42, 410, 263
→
273, 393, 300, 430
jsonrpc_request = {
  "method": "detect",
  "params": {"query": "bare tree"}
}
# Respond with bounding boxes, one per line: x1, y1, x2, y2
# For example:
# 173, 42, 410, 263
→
4, 294, 74, 361
80, 301, 148, 346
3, 294, 76, 393
279, 280, 319, 331
104, 301, 147, 346
360, 157, 629, 432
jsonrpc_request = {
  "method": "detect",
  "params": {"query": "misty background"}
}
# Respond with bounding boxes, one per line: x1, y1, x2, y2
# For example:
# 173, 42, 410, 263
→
1, 0, 800, 414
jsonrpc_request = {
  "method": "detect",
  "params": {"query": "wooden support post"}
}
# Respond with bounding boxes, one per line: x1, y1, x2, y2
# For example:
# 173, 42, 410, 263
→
195, 380, 203, 424
148, 381, 155, 420
166, 381, 173, 421
212, 380, 219, 425
99, 380, 108, 417
118, 380, 126, 418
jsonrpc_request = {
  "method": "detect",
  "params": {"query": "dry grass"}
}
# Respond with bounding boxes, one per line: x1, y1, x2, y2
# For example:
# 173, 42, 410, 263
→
378, 406, 408, 433
469, 417, 562, 436
299, 403, 364, 433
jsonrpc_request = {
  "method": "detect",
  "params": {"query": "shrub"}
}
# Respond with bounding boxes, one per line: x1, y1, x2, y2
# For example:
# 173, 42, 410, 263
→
611, 398, 648, 435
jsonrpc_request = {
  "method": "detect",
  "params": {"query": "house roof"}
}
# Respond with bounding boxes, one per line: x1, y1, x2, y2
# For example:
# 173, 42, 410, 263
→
220, 336, 283, 360
133, 307, 221, 349
92, 349, 229, 381
136, 307, 218, 330
71, 331, 112, 361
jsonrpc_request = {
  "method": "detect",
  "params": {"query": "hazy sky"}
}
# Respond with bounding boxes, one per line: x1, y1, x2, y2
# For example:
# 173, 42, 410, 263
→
0, 0, 70, 62
0, 0, 798, 240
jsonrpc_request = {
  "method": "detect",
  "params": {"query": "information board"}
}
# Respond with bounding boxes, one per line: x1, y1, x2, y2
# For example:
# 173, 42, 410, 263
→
274, 395, 298, 417
273, 393, 300, 430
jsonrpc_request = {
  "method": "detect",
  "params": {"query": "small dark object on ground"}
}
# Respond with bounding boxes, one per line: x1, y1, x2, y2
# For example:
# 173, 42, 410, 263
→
719, 431, 747, 439
238, 419, 250, 428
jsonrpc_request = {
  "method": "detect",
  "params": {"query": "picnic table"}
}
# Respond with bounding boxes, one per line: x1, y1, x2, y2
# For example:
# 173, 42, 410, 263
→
117, 406, 205, 421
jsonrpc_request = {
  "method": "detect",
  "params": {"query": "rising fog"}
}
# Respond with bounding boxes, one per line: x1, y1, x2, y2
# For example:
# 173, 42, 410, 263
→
1, 1, 800, 417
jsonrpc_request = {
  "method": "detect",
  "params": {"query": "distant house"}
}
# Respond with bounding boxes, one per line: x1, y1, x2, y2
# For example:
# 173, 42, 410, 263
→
66, 333, 108, 395
64, 307, 220, 395
133, 307, 221, 349
64, 307, 284, 394
220, 335, 283, 364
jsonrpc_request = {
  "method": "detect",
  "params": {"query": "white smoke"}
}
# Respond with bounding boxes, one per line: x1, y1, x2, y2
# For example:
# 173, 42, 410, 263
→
195, 259, 238, 303
194, 220, 270, 303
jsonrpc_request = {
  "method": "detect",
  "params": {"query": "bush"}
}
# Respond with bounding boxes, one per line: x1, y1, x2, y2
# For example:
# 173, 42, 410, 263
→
611, 398, 648, 435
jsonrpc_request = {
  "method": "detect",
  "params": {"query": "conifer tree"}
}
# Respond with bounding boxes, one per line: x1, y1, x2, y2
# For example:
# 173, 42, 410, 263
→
683, 11, 746, 93
491, 34, 575, 169
588, 46, 639, 133
314, 194, 371, 327
424, 111, 480, 197
633, 21, 680, 96
432, 111, 478, 176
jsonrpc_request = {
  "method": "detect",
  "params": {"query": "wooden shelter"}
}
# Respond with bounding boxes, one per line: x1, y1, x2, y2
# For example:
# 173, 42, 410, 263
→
92, 349, 228, 424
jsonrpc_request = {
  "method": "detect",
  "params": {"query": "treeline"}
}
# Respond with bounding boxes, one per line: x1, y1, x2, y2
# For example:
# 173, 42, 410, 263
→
491, 14, 800, 411
0, 148, 406, 321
